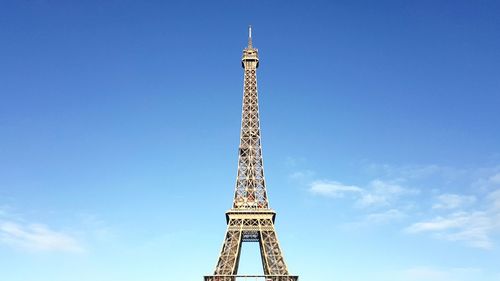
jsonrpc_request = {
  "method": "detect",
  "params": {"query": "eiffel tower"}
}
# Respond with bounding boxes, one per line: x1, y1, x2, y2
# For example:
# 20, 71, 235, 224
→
204, 27, 298, 281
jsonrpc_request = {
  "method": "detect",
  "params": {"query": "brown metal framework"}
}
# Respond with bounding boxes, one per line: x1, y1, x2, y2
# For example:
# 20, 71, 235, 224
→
205, 27, 298, 281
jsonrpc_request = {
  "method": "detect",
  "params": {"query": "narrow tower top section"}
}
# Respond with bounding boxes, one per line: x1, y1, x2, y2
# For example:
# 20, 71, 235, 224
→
248, 25, 253, 48
232, 26, 268, 211
242, 25, 259, 68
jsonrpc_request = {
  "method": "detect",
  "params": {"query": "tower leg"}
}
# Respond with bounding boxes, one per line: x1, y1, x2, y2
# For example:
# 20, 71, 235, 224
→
210, 214, 294, 281
259, 227, 289, 275
214, 227, 243, 276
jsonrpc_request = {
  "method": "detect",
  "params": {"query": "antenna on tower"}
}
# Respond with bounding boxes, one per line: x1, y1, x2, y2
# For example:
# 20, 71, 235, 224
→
248, 25, 253, 48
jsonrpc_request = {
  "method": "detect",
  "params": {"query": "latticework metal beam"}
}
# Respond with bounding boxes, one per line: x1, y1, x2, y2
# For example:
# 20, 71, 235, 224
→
204, 275, 299, 281
208, 27, 298, 281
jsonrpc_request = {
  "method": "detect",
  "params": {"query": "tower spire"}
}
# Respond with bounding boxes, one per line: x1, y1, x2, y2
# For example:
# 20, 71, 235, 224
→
248, 25, 253, 48
241, 26, 259, 69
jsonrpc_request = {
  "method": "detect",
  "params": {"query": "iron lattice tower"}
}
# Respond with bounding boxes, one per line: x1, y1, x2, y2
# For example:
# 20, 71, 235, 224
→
204, 27, 298, 281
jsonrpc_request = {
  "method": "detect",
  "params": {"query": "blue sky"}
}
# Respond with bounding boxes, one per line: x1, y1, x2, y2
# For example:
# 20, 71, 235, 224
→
1, 1, 499, 280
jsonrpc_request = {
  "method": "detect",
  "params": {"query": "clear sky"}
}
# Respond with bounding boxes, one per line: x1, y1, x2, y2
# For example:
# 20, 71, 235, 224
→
1, 1, 499, 281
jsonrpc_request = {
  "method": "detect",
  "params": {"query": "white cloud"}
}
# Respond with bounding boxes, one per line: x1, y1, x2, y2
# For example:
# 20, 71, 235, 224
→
370, 179, 411, 195
356, 180, 418, 208
406, 211, 495, 249
488, 189, 500, 210
365, 209, 406, 224
405, 184, 500, 250
309, 179, 418, 208
433, 194, 476, 210
309, 180, 363, 198
489, 172, 500, 185
289, 170, 315, 181
342, 209, 407, 229
0, 221, 84, 253
356, 193, 387, 208
471, 167, 500, 191
307, 163, 500, 249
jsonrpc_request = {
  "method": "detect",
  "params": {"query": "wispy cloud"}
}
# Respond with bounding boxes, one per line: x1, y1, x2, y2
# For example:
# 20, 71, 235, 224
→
432, 194, 476, 210
471, 167, 500, 191
300, 162, 500, 249
289, 170, 315, 182
406, 212, 493, 249
0, 205, 86, 253
357, 180, 418, 208
403, 167, 500, 250
342, 208, 407, 229
309, 180, 363, 198
489, 172, 500, 185
488, 189, 500, 210
309, 179, 418, 208
406, 202, 500, 250
0, 221, 84, 253
365, 209, 406, 224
